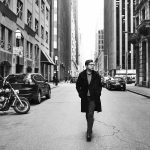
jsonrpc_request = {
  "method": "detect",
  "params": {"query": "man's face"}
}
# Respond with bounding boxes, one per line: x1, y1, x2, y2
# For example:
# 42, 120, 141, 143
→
86, 62, 95, 71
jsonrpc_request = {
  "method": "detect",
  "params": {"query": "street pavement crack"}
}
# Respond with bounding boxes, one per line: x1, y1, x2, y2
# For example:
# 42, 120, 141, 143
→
95, 120, 150, 149
95, 119, 120, 137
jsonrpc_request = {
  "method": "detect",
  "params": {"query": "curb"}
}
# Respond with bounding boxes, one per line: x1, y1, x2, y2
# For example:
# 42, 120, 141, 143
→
50, 85, 57, 89
126, 89, 150, 98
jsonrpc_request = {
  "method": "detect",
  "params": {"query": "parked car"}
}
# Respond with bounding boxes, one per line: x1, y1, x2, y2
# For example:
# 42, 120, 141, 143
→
102, 76, 110, 87
126, 76, 136, 84
125, 76, 133, 84
5, 73, 51, 104
106, 77, 126, 91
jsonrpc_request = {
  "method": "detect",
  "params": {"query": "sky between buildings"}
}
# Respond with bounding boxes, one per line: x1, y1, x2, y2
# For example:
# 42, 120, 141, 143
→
78, 0, 104, 63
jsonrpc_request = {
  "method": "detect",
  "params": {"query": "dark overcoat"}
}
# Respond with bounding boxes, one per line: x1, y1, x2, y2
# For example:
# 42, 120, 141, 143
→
76, 70, 102, 112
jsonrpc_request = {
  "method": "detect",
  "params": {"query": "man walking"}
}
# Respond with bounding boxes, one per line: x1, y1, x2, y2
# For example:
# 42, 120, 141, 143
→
76, 59, 102, 142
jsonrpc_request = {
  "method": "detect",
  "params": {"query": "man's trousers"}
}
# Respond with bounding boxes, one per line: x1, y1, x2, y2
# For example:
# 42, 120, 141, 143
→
86, 96, 95, 134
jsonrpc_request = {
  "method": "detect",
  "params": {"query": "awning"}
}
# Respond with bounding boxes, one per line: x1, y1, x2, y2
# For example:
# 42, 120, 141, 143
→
41, 49, 55, 65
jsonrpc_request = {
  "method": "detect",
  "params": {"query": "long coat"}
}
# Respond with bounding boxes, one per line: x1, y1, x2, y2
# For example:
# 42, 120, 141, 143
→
76, 70, 102, 112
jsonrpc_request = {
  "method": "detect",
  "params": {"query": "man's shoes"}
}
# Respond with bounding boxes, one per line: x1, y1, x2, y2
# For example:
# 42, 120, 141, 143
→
86, 132, 92, 142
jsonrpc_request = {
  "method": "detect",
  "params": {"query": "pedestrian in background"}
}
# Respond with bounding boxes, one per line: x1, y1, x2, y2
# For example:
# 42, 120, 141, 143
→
53, 75, 56, 85
53, 75, 58, 86
76, 59, 102, 142
65, 76, 68, 82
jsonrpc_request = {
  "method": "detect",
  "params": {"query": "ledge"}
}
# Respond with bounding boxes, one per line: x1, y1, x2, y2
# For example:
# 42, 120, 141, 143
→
135, 0, 147, 14
0, 1, 17, 22
24, 24, 36, 37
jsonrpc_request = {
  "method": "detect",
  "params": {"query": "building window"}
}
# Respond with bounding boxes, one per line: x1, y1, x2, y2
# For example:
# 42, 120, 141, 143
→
27, 10, 32, 28
3, 0, 10, 7
35, 19, 39, 35
35, 45, 39, 61
46, 31, 48, 43
35, 0, 39, 6
8, 29, 12, 51
30, 44, 33, 59
17, 0, 23, 20
26, 41, 29, 58
99, 45, 101, 50
136, 16, 139, 26
46, 7, 49, 20
0, 25, 5, 49
41, 0, 45, 13
142, 8, 145, 21
26, 42, 33, 59
41, 25, 44, 39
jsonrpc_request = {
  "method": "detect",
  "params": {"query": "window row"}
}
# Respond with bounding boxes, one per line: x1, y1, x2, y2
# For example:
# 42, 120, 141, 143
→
0, 25, 40, 60
0, 20, 48, 52
26, 42, 39, 60
98, 45, 104, 50
135, 1, 150, 26
17, 0, 49, 21
98, 40, 104, 44
35, 19, 49, 43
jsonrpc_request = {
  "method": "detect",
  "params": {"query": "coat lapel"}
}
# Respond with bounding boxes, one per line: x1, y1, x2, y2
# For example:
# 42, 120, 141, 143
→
82, 70, 96, 86
82, 70, 89, 86
89, 71, 96, 86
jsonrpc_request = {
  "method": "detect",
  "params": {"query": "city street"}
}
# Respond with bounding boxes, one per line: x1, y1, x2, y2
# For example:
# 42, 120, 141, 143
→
0, 83, 150, 150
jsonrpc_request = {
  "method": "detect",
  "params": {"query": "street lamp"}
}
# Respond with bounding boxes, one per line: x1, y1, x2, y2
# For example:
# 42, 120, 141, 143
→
15, 28, 22, 48
55, 56, 58, 86
15, 28, 23, 73
15, 29, 22, 39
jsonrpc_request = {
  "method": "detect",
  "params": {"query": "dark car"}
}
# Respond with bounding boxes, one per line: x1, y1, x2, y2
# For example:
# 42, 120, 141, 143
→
126, 76, 136, 84
106, 77, 126, 91
6, 73, 51, 104
101, 76, 110, 87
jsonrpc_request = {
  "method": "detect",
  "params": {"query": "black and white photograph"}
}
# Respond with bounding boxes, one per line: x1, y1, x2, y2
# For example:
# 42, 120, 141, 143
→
0, 0, 150, 149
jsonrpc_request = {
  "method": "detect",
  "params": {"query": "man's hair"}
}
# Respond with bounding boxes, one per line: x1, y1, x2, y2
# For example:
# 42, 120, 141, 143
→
85, 59, 93, 66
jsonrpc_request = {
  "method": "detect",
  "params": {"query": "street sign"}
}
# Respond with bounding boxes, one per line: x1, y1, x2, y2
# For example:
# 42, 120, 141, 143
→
13, 46, 23, 57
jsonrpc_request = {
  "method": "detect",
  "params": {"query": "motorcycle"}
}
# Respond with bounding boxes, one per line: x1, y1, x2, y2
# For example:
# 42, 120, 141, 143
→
0, 76, 30, 114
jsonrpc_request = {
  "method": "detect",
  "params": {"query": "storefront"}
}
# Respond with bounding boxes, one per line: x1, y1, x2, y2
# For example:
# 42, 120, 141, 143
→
40, 49, 55, 81
16, 56, 24, 73
0, 51, 12, 77
137, 39, 150, 87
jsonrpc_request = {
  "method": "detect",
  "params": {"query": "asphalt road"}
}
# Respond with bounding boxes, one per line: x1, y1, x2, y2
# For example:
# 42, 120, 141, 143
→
0, 83, 150, 150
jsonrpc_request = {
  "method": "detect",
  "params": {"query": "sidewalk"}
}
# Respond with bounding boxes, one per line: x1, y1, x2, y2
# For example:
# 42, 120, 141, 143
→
49, 82, 57, 89
49, 81, 64, 89
126, 84, 150, 98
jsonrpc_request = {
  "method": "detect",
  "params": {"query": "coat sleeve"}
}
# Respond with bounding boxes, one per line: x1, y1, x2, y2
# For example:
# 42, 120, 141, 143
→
96, 73, 103, 96
76, 73, 82, 98
99, 75, 102, 92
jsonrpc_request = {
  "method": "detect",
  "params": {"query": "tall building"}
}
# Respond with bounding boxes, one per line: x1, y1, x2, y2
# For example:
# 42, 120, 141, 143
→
94, 30, 104, 76
50, 0, 58, 81
104, 0, 136, 77
132, 0, 150, 87
71, 0, 79, 78
0, 0, 54, 81
57, 0, 71, 80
